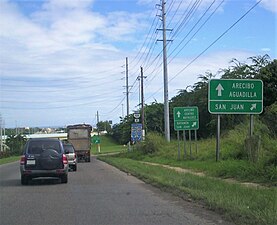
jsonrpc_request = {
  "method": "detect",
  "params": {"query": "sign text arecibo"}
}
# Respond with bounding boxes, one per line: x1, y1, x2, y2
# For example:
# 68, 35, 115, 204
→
174, 107, 199, 131
208, 79, 263, 114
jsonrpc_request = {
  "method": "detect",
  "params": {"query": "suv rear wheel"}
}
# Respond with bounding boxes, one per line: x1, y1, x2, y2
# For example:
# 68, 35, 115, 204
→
60, 174, 68, 183
21, 175, 29, 185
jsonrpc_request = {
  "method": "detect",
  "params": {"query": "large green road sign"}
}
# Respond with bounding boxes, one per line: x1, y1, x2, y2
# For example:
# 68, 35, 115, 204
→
174, 107, 199, 130
208, 79, 263, 114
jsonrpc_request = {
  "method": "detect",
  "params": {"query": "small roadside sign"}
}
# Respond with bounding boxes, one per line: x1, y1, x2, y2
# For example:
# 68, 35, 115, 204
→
208, 79, 263, 114
131, 123, 142, 142
91, 135, 100, 144
133, 112, 141, 123
173, 107, 199, 130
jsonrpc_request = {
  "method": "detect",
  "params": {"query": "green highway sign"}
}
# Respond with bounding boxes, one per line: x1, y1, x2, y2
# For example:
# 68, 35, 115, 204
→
91, 135, 101, 144
173, 107, 199, 130
208, 79, 263, 114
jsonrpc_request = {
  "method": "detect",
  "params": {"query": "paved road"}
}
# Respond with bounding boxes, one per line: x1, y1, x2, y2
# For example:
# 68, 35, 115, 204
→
0, 157, 233, 225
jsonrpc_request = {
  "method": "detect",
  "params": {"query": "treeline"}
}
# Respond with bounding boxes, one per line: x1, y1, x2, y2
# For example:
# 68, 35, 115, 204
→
111, 55, 277, 144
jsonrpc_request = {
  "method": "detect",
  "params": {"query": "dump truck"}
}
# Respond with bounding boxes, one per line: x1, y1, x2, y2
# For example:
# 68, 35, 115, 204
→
67, 124, 92, 162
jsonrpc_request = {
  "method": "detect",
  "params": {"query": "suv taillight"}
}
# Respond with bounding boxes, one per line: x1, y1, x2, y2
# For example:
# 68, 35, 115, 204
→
20, 155, 26, 165
62, 154, 68, 165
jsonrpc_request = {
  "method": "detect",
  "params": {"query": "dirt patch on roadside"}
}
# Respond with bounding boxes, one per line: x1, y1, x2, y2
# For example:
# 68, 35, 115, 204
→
140, 161, 267, 189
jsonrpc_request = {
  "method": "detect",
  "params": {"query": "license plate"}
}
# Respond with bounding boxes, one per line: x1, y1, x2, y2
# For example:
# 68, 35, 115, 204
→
27, 160, 36, 165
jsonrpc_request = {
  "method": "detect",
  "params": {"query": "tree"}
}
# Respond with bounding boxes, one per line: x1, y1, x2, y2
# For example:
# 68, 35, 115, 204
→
255, 59, 277, 108
97, 121, 112, 133
111, 115, 133, 144
144, 102, 164, 134
5, 134, 27, 156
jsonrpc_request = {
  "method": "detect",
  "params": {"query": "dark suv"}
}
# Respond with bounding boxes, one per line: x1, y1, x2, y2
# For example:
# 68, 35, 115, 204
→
20, 138, 69, 185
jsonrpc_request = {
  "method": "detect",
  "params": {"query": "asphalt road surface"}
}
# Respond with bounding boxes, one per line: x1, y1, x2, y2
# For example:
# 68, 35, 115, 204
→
0, 157, 234, 225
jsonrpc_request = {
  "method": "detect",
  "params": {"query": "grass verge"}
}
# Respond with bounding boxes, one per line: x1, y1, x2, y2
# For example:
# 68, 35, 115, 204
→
99, 156, 277, 225
91, 135, 127, 155
0, 155, 20, 165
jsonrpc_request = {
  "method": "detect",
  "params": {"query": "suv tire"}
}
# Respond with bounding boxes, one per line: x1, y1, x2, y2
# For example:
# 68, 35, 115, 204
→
60, 174, 68, 183
21, 175, 29, 185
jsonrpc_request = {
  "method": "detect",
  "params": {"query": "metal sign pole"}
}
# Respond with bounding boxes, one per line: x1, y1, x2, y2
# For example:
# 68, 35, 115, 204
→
250, 115, 254, 136
195, 130, 198, 154
216, 115, 221, 162
183, 130, 186, 159
177, 130, 180, 160
189, 130, 192, 158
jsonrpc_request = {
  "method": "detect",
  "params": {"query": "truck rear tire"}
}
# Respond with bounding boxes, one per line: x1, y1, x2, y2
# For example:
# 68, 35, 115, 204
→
86, 156, 90, 162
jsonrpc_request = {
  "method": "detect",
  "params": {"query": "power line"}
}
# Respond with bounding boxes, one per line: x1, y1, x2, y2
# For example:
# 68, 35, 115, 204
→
168, 0, 219, 61
171, 0, 202, 39
170, 0, 262, 82
145, 0, 262, 101
167, 0, 185, 27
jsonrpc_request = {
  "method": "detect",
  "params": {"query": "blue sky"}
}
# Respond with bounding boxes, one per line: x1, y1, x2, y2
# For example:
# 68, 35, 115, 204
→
0, 0, 276, 128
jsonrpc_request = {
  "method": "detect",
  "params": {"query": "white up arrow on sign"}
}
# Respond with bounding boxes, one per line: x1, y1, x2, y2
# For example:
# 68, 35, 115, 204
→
216, 83, 224, 96
177, 111, 181, 118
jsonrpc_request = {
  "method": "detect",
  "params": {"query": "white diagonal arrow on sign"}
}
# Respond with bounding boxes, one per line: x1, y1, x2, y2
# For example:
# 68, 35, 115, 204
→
250, 104, 257, 111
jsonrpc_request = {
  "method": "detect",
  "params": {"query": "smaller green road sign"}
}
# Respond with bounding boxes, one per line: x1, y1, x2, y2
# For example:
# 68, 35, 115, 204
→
91, 135, 100, 144
208, 79, 263, 114
174, 107, 199, 130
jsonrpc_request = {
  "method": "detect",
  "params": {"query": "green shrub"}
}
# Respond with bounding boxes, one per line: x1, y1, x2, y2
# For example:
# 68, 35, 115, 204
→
134, 132, 166, 155
261, 102, 277, 137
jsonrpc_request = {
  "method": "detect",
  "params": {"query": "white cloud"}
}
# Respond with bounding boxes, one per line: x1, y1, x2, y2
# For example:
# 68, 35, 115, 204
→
42, 0, 95, 10
261, 48, 271, 52
259, 0, 277, 13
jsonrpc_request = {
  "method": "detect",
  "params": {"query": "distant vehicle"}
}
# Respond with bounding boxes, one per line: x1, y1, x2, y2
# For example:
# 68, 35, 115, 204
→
63, 142, 77, 171
20, 138, 69, 185
67, 124, 92, 162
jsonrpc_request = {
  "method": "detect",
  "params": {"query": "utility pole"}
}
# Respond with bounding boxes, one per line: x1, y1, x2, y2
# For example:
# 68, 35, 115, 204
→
97, 111, 100, 136
121, 104, 124, 119
125, 57, 130, 117
97, 111, 101, 153
157, 0, 171, 142
140, 67, 146, 140
0, 114, 2, 152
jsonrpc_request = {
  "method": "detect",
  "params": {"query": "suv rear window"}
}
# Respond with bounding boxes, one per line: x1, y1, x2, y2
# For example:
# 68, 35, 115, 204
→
64, 145, 75, 153
27, 140, 61, 154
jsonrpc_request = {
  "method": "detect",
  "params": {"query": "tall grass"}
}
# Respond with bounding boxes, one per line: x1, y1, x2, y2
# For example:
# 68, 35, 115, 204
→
100, 156, 277, 225
118, 119, 277, 185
